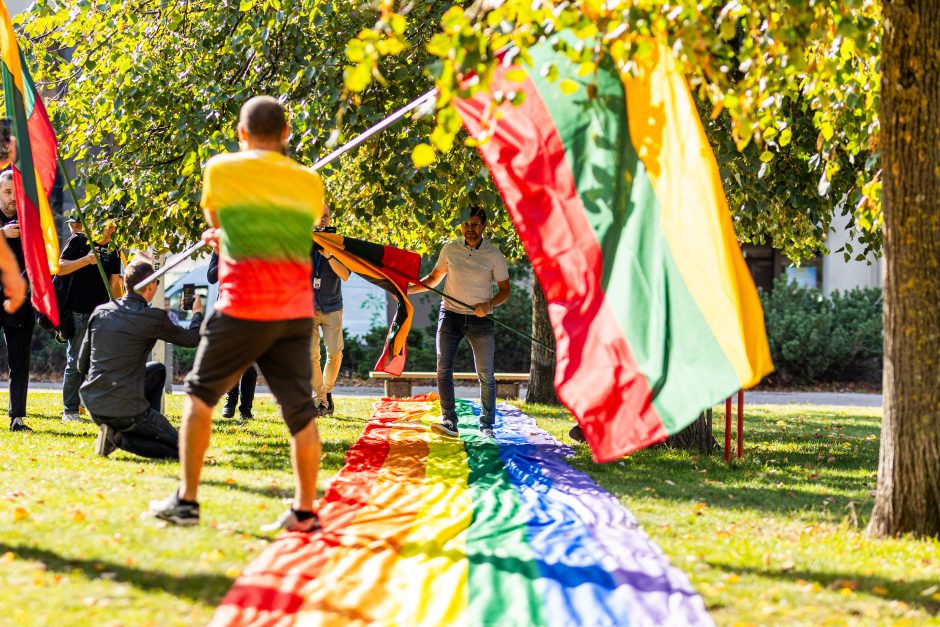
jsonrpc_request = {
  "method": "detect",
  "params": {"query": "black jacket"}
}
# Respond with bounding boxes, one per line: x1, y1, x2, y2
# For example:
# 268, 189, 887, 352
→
79, 293, 203, 417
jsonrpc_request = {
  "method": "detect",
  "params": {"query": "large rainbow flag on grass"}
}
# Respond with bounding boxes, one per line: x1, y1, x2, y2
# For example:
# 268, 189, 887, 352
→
211, 397, 712, 626
453, 37, 773, 462
0, 1, 60, 325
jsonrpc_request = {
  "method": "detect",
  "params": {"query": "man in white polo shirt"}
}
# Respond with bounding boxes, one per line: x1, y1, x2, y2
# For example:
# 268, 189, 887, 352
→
408, 207, 511, 439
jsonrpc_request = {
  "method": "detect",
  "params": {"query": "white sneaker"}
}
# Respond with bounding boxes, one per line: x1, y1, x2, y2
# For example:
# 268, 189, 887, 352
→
62, 411, 83, 423
260, 509, 322, 533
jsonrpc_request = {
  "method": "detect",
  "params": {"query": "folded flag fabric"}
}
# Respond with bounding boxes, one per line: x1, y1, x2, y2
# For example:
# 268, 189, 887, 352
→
453, 37, 773, 462
0, 3, 60, 325
210, 397, 713, 626
313, 232, 420, 376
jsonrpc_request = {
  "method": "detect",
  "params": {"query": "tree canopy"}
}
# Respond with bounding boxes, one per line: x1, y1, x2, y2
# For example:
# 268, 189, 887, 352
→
15, 0, 880, 264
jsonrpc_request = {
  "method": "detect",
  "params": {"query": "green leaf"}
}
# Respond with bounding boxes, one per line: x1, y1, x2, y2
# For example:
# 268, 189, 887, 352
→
759, 150, 775, 163
779, 128, 792, 147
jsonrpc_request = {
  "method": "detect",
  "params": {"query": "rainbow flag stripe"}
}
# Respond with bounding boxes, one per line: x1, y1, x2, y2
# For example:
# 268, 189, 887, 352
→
454, 38, 773, 462
211, 398, 712, 626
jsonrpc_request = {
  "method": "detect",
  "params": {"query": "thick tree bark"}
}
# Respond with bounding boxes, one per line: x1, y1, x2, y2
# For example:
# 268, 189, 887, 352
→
663, 411, 719, 453
526, 279, 560, 405
867, 0, 940, 538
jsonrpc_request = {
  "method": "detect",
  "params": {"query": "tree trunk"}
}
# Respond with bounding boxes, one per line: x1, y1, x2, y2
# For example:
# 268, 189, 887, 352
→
526, 279, 559, 405
867, 0, 940, 538
663, 410, 719, 453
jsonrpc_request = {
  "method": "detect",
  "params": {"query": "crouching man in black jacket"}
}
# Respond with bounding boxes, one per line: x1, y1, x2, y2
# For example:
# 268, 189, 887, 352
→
79, 260, 204, 459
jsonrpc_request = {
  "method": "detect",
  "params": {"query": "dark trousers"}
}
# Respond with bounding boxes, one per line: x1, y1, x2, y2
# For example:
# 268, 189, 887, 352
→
436, 309, 496, 427
224, 365, 257, 414
98, 362, 179, 460
2, 307, 34, 418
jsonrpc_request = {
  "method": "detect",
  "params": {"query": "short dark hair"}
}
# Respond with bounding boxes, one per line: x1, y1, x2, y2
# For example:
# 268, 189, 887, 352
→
239, 96, 287, 140
125, 260, 155, 294
469, 206, 487, 225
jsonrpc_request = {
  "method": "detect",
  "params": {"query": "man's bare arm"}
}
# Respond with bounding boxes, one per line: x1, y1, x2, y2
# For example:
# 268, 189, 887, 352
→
0, 233, 26, 313
408, 267, 446, 295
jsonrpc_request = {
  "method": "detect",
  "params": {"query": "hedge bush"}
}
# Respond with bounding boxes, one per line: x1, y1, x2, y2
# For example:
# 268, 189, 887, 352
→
760, 277, 882, 384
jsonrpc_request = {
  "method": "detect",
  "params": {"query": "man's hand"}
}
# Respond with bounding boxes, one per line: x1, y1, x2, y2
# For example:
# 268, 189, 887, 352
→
3, 271, 26, 313
201, 228, 221, 252
473, 301, 492, 317
2, 223, 20, 239
84, 250, 97, 266
192, 294, 204, 314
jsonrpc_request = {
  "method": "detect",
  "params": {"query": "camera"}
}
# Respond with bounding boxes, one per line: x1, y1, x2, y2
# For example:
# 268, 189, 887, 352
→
313, 226, 337, 233
0, 118, 11, 162
181, 283, 196, 311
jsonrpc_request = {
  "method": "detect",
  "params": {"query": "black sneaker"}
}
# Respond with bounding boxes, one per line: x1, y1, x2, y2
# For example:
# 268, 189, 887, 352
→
148, 491, 200, 526
221, 404, 236, 419
9, 417, 32, 432
324, 393, 334, 416
568, 424, 587, 443
95, 424, 118, 457
239, 410, 253, 420
431, 420, 459, 437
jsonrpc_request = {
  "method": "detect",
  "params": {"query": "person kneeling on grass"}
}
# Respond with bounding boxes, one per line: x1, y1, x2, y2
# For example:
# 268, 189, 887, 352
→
79, 260, 204, 459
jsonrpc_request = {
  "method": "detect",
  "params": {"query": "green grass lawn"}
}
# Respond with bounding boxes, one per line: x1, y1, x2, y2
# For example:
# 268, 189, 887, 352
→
0, 391, 937, 626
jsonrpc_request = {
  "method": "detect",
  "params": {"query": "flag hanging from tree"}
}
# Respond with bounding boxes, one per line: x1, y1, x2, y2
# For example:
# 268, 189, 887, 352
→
454, 37, 773, 462
313, 232, 421, 376
0, 1, 60, 325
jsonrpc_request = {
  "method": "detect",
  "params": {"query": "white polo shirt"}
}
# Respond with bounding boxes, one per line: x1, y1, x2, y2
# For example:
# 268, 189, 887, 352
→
435, 237, 509, 314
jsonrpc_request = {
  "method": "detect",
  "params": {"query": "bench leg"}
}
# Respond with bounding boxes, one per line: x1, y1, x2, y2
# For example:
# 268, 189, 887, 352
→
496, 382, 520, 400
385, 380, 413, 398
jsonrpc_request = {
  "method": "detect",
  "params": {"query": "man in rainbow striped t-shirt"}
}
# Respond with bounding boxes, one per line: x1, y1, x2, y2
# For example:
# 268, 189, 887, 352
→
149, 96, 325, 532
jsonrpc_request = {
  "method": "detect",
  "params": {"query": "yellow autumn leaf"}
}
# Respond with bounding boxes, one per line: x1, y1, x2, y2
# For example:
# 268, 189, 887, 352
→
505, 68, 528, 83
72, 510, 86, 523
726, 574, 740, 584
559, 79, 579, 95
411, 144, 436, 168
872, 586, 889, 596
225, 567, 242, 578
225, 477, 236, 485
13, 506, 29, 521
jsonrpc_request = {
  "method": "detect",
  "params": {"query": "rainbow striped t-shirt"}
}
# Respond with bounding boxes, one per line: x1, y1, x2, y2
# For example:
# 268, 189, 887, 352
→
200, 149, 324, 321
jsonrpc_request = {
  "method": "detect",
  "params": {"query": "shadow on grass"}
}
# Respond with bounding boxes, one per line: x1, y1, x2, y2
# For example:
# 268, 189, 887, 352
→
707, 561, 940, 615
0, 541, 233, 605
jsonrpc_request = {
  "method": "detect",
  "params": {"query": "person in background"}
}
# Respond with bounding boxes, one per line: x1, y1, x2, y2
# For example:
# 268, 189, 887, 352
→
81, 260, 203, 459
56, 219, 122, 422
310, 204, 349, 415
408, 206, 510, 440
0, 163, 30, 431
207, 251, 256, 419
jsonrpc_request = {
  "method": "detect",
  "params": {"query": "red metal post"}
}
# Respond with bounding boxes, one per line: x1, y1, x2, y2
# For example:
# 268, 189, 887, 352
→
724, 396, 732, 462
736, 389, 744, 459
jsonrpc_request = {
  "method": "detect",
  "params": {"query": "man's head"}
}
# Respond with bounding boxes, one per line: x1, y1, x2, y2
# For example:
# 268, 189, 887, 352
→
237, 96, 288, 151
462, 206, 487, 246
0, 170, 15, 218
125, 260, 158, 302
317, 203, 332, 229
65, 216, 83, 234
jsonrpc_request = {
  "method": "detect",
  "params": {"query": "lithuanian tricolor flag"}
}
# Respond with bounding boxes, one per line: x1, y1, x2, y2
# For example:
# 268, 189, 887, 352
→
454, 38, 773, 462
211, 397, 712, 625
313, 232, 421, 376
0, 1, 60, 325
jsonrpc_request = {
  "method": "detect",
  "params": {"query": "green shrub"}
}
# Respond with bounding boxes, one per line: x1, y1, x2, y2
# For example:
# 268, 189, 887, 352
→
760, 277, 882, 384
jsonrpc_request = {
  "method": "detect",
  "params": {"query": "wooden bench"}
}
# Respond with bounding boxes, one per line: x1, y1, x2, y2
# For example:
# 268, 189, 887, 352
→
369, 371, 530, 400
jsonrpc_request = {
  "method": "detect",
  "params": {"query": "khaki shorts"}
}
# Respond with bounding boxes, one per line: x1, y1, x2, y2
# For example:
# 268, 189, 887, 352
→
184, 311, 317, 435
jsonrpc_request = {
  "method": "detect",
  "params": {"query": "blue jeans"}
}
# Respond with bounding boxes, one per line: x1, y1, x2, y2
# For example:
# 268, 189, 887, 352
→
436, 308, 496, 427
63, 312, 90, 412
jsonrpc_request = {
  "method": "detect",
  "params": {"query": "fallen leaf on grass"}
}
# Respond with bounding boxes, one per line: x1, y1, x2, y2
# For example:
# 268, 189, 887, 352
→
13, 506, 29, 521
225, 567, 241, 578
225, 477, 236, 485
872, 586, 889, 596
72, 510, 86, 523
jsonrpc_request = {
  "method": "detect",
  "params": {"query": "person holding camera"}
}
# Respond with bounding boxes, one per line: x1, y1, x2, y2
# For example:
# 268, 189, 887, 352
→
311, 205, 349, 416
80, 260, 204, 459
56, 219, 122, 423
0, 169, 33, 432
206, 251, 257, 419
